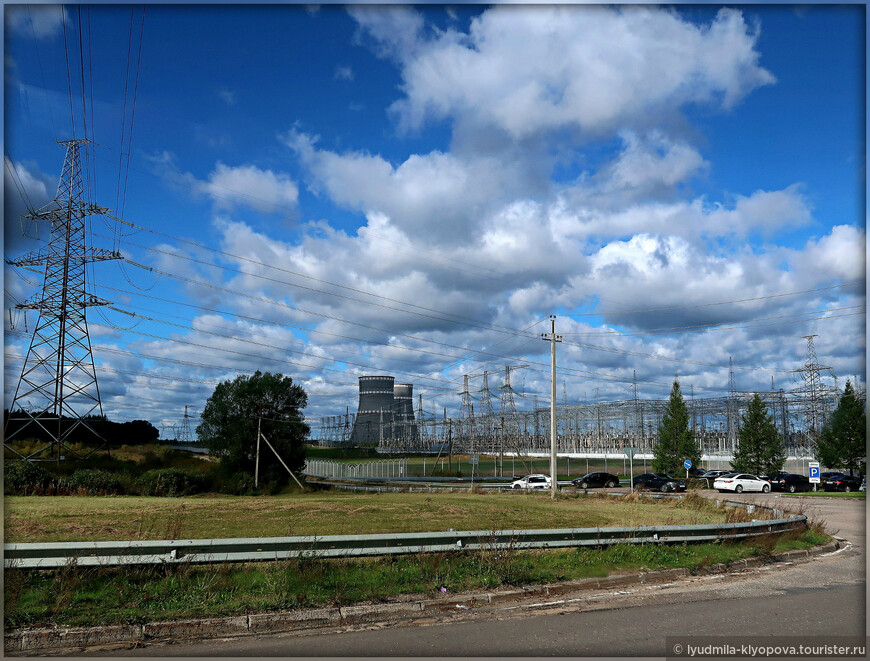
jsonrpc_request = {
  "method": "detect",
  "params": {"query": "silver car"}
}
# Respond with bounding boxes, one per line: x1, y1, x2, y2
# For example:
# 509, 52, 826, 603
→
511, 474, 552, 490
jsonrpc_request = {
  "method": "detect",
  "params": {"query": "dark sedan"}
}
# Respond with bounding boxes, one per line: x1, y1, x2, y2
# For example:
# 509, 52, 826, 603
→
823, 474, 863, 492
572, 472, 620, 489
771, 474, 812, 493
632, 473, 686, 492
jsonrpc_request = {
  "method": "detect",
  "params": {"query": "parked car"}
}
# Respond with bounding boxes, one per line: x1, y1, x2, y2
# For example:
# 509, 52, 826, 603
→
823, 474, 863, 492
686, 467, 707, 477
572, 472, 620, 489
713, 473, 771, 494
700, 469, 732, 479
760, 471, 791, 482
511, 474, 552, 490
771, 474, 812, 493
632, 473, 686, 492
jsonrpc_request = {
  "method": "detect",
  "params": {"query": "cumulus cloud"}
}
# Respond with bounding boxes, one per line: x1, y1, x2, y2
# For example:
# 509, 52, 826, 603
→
352, 5, 774, 139
204, 163, 299, 214
601, 131, 709, 195
148, 152, 299, 215
285, 129, 527, 242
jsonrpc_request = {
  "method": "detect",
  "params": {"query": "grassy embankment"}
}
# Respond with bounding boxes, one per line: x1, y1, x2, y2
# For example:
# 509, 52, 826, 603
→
4, 491, 829, 629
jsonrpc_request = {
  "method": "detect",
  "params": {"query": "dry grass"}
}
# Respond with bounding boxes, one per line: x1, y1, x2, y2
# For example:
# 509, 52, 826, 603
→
4, 491, 734, 543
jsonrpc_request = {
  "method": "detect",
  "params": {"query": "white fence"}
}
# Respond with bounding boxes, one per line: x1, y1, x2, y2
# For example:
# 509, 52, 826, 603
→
304, 458, 409, 479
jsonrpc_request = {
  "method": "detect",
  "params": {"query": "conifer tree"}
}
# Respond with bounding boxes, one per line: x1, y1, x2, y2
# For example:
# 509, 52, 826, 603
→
817, 380, 866, 476
653, 379, 700, 474
731, 394, 785, 477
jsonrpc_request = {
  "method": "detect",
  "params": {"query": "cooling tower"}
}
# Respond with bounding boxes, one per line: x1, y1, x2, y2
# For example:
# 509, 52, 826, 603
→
393, 383, 414, 421
349, 376, 395, 444
393, 382, 418, 444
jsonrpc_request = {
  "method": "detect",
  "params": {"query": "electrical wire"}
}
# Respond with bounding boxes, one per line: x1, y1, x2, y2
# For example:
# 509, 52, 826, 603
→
60, 7, 76, 137
120, 6, 145, 218
3, 151, 36, 214
101, 220, 530, 336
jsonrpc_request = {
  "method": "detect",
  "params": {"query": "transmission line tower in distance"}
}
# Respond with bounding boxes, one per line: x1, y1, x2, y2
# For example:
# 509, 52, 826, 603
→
178, 406, 195, 444
793, 334, 833, 446
5, 139, 121, 462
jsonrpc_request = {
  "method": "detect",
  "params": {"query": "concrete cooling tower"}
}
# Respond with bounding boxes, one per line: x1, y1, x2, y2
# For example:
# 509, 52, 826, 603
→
393, 383, 414, 421
349, 376, 395, 444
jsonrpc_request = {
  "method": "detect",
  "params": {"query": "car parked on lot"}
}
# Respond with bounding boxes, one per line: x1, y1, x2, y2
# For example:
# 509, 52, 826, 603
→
572, 472, 620, 489
700, 469, 732, 479
760, 471, 791, 482
713, 473, 771, 493
631, 473, 686, 492
511, 474, 552, 490
770, 473, 812, 493
823, 474, 863, 492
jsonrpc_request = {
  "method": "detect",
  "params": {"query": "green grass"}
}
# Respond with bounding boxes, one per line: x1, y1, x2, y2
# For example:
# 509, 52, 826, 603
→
3, 528, 828, 630
4, 491, 738, 543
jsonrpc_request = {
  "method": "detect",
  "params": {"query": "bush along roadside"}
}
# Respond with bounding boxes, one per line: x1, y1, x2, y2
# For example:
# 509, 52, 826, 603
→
3, 527, 830, 631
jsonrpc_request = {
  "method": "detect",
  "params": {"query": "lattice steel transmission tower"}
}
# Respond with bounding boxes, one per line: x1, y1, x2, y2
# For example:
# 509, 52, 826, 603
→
478, 370, 495, 444
500, 365, 527, 439
727, 357, 737, 449
793, 334, 833, 446
5, 139, 121, 461
178, 406, 195, 443
459, 374, 475, 443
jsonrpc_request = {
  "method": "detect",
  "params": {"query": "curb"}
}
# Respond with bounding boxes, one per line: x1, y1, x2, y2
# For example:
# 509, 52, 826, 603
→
3, 539, 840, 654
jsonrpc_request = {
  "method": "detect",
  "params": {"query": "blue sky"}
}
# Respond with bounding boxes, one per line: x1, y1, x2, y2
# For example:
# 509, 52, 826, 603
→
3, 3, 866, 438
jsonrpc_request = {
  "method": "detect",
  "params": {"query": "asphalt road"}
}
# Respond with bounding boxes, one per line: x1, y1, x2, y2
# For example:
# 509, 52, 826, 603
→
84, 492, 867, 657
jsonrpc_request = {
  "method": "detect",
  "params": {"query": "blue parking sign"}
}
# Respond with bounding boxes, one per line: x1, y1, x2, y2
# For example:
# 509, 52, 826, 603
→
809, 461, 820, 484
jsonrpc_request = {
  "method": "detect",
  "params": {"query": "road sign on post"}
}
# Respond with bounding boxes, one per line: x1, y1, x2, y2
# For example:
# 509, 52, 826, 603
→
684, 459, 692, 480
809, 461, 820, 490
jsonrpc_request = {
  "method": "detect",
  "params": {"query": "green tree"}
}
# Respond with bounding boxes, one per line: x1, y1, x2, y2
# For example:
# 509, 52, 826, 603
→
653, 379, 700, 475
731, 394, 785, 476
197, 371, 310, 486
817, 380, 866, 476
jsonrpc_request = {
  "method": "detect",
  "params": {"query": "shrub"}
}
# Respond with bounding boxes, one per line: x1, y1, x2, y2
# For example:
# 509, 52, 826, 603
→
136, 468, 210, 497
61, 469, 124, 495
213, 471, 255, 495
4, 460, 56, 495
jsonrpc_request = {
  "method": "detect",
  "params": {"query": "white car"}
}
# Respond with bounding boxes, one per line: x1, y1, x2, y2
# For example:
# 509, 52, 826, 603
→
511, 474, 552, 490
713, 473, 771, 494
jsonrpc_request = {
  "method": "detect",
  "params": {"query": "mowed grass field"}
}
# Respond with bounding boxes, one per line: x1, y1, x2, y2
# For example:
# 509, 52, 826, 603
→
4, 491, 735, 543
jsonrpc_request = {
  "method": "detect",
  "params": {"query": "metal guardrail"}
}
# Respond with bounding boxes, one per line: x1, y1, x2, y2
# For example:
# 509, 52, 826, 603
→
4, 513, 806, 569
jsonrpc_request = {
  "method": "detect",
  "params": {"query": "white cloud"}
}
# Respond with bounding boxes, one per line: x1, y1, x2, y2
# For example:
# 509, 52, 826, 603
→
285, 130, 525, 242
352, 5, 774, 139
148, 152, 299, 215
602, 131, 708, 194
348, 5, 424, 61
5, 5, 65, 39
218, 87, 236, 105
334, 66, 354, 81
204, 163, 299, 214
